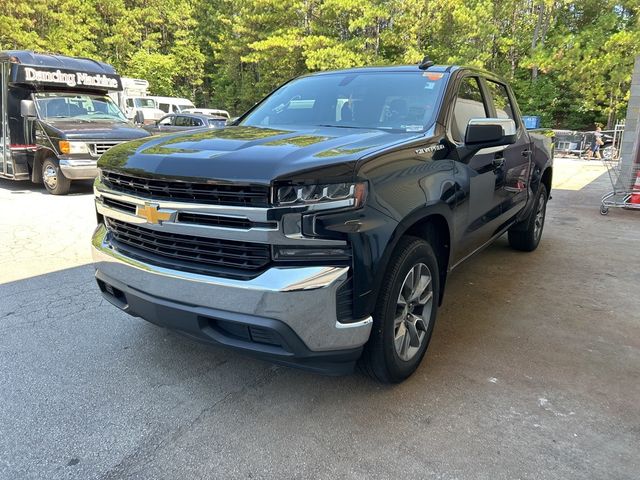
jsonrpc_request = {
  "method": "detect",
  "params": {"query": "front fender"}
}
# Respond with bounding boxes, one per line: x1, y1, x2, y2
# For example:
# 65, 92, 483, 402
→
349, 201, 454, 318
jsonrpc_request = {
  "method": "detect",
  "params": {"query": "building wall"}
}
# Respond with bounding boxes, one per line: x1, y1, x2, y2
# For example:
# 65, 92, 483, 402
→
620, 56, 640, 169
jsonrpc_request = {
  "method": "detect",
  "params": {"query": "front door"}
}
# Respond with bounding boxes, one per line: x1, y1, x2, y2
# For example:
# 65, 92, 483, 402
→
0, 61, 11, 177
449, 76, 505, 263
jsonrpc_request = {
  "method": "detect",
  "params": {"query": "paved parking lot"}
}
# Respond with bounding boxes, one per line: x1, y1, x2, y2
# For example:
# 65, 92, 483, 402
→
1, 159, 639, 480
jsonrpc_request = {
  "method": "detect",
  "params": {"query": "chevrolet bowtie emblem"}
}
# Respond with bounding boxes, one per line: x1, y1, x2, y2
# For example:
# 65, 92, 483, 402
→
136, 203, 174, 224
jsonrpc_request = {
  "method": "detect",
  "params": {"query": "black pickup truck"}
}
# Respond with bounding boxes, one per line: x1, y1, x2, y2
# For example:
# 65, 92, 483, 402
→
92, 64, 553, 383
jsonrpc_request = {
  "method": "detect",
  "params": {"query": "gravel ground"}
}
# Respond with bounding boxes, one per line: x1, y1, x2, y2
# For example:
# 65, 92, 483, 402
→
1, 159, 639, 480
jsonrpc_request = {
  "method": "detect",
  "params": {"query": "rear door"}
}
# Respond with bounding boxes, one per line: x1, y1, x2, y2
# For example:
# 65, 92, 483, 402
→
482, 78, 531, 220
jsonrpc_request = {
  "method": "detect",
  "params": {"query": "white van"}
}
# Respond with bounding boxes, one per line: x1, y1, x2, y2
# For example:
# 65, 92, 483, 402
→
148, 96, 195, 114
109, 78, 165, 123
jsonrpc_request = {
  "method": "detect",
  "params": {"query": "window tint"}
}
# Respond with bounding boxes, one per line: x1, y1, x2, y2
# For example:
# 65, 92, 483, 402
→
241, 72, 448, 132
486, 80, 515, 121
451, 77, 487, 142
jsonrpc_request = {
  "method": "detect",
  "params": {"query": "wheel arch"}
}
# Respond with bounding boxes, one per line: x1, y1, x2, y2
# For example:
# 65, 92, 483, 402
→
371, 204, 453, 310
31, 147, 57, 184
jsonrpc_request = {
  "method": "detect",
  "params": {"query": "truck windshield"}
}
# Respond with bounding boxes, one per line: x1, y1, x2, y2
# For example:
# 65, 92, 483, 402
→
35, 93, 127, 122
133, 98, 157, 109
240, 71, 448, 133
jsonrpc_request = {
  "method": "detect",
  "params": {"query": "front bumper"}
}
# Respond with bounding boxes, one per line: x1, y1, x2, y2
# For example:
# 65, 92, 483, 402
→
59, 158, 98, 180
92, 224, 372, 373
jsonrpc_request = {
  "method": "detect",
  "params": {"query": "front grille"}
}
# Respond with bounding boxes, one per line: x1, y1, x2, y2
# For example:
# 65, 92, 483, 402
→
101, 170, 270, 207
177, 212, 252, 229
91, 142, 122, 156
105, 217, 271, 274
102, 197, 136, 214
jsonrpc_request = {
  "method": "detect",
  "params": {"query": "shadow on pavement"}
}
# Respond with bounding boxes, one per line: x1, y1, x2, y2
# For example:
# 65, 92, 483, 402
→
0, 178, 94, 196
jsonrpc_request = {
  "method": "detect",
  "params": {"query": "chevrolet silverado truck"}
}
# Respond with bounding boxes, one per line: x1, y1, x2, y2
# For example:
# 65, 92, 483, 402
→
92, 64, 553, 383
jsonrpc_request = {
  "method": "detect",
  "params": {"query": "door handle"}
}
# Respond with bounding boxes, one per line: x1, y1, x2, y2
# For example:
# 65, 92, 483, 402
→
492, 154, 505, 169
521, 149, 532, 157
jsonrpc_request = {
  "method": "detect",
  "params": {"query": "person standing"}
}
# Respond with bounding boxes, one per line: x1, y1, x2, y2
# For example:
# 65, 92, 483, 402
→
586, 125, 604, 160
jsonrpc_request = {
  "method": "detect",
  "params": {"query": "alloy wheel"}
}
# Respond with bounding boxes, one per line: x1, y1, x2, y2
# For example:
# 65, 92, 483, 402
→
534, 192, 546, 241
394, 263, 434, 361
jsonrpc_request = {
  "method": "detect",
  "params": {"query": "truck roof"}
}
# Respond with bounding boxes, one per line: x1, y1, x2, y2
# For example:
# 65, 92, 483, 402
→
0, 50, 117, 76
306, 64, 503, 79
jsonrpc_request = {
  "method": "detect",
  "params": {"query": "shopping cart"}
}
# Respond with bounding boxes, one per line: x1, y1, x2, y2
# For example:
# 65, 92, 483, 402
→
600, 158, 640, 215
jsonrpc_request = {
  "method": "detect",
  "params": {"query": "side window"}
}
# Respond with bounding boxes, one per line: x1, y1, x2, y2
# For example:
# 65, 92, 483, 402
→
174, 115, 190, 127
192, 118, 203, 126
126, 98, 134, 108
451, 77, 488, 143
486, 80, 516, 121
158, 103, 170, 113
158, 115, 173, 126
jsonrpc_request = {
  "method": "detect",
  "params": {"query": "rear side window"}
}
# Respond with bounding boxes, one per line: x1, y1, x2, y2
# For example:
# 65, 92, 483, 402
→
158, 103, 170, 113
485, 80, 516, 121
451, 77, 488, 142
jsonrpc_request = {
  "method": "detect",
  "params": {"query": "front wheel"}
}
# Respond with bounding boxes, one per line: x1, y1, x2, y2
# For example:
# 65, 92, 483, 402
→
508, 184, 548, 252
42, 158, 71, 195
359, 236, 439, 383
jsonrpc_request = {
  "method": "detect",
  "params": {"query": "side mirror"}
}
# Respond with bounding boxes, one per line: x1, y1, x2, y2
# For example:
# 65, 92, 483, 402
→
21, 100, 37, 119
133, 110, 145, 125
465, 118, 517, 148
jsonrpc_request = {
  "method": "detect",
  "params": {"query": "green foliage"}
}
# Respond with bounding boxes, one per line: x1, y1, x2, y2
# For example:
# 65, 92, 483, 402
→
1, 0, 638, 128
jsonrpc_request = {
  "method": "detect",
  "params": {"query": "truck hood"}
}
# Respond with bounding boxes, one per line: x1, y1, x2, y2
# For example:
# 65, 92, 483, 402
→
98, 125, 422, 184
42, 120, 150, 141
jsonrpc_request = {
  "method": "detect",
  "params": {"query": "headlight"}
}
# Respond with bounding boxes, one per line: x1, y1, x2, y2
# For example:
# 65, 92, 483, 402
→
59, 141, 90, 154
276, 182, 367, 207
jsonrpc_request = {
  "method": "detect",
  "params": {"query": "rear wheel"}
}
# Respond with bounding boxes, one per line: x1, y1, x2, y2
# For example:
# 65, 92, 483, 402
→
508, 184, 548, 252
42, 158, 71, 195
360, 236, 439, 383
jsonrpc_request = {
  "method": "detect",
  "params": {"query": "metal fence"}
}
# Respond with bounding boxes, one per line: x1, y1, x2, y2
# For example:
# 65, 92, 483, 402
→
553, 121, 626, 160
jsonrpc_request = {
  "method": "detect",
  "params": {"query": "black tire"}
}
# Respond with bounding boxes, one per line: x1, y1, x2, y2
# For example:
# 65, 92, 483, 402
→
41, 158, 71, 195
359, 236, 440, 383
508, 184, 548, 252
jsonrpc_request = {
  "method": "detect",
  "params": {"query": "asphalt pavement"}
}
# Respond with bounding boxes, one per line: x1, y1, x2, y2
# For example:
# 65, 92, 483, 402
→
1, 159, 639, 479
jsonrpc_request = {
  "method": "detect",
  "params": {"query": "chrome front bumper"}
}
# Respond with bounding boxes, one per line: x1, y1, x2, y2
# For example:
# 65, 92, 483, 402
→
92, 224, 372, 352
59, 158, 98, 180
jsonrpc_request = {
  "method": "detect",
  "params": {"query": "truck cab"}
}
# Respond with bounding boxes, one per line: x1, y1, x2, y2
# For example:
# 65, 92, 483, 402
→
0, 51, 150, 194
